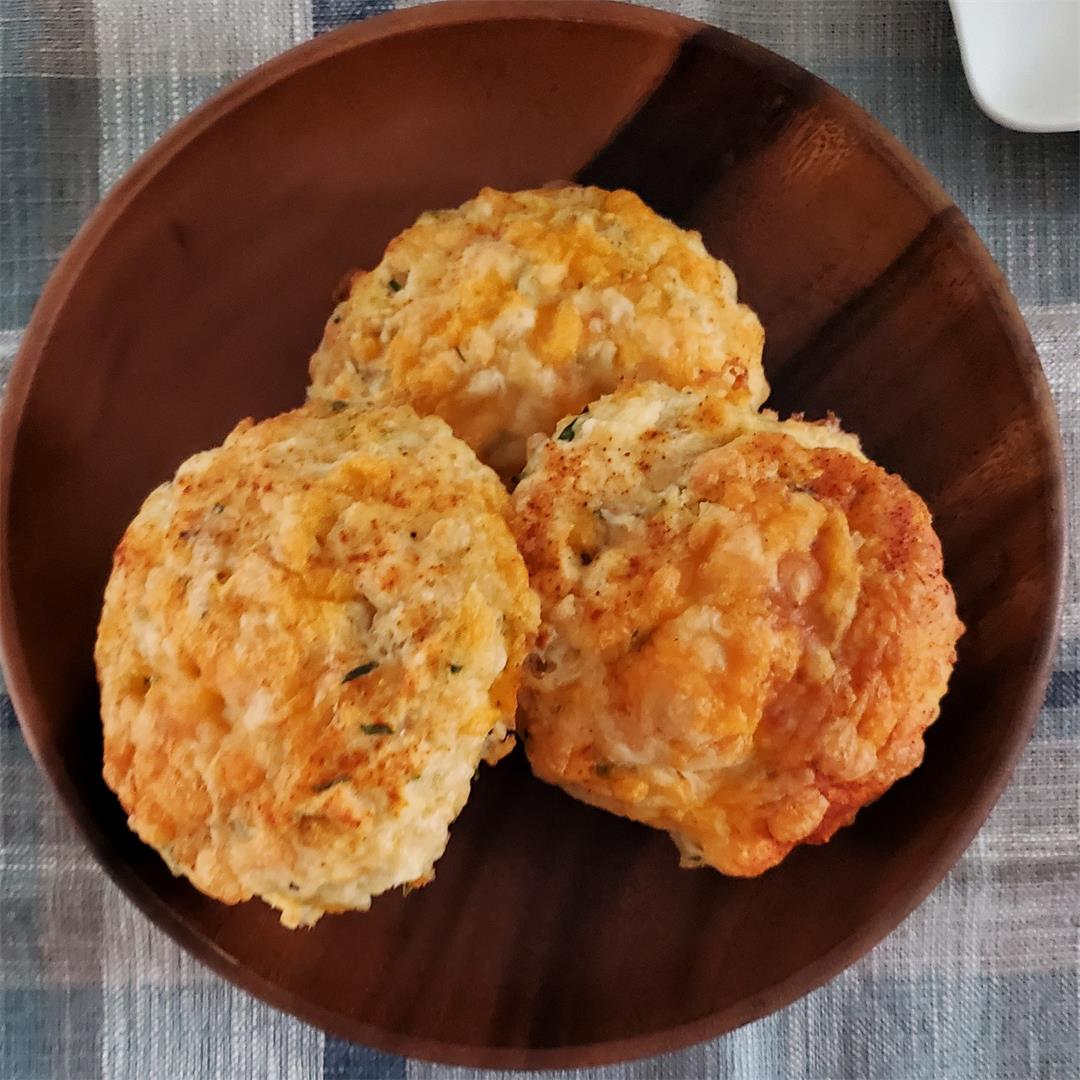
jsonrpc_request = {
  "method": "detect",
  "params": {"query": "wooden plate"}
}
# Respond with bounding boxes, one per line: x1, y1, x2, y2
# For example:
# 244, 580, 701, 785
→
0, 1, 1064, 1068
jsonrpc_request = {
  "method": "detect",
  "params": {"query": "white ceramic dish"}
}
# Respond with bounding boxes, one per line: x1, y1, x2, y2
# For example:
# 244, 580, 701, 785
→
950, 0, 1080, 132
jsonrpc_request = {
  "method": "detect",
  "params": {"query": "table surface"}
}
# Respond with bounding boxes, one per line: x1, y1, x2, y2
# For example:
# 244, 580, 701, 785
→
1, 2, 1077, 1078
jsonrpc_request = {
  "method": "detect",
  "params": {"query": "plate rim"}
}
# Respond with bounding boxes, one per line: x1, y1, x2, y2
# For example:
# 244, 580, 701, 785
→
0, 0, 1066, 1068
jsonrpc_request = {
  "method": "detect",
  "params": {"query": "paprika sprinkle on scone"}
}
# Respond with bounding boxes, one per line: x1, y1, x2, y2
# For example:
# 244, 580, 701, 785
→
96, 399, 537, 926
512, 381, 962, 876
309, 185, 766, 479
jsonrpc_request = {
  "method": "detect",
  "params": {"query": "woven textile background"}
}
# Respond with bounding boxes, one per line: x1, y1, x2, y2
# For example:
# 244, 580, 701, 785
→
1, 1, 1077, 1077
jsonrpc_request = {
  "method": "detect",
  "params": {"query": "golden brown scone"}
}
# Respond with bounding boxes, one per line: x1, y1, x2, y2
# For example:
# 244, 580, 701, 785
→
96, 401, 538, 926
308, 185, 766, 479
512, 381, 962, 876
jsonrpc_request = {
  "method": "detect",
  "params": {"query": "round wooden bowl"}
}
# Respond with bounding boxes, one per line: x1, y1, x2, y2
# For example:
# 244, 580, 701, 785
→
0, 1, 1064, 1068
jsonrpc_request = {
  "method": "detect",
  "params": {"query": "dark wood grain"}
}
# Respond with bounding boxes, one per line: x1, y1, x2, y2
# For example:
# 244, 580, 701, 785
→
0, 1, 1064, 1069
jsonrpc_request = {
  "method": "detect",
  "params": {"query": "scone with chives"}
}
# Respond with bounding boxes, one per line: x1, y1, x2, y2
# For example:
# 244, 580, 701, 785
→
96, 400, 539, 926
512, 381, 963, 876
309, 185, 766, 479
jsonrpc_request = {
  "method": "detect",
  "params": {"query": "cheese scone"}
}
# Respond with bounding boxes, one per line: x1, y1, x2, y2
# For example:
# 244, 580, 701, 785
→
96, 400, 538, 926
309, 185, 766, 479
512, 381, 962, 876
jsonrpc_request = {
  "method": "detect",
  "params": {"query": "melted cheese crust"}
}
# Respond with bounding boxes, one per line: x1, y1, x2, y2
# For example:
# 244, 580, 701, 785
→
309, 185, 766, 478
512, 382, 962, 875
97, 401, 538, 925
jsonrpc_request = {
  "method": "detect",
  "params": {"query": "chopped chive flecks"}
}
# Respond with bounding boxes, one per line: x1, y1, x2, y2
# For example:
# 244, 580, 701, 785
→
342, 661, 378, 683
313, 775, 349, 792
557, 407, 589, 442
594, 762, 614, 777
362, 723, 394, 736
329, 399, 348, 413
388, 278, 403, 293
449, 664, 463, 674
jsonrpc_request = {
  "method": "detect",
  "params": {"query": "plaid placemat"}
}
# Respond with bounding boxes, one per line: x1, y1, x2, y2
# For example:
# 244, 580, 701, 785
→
1, 1, 1077, 1077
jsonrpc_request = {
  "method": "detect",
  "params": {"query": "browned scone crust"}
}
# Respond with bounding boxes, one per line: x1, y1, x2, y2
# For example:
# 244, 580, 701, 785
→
308, 185, 766, 478
512, 381, 963, 875
96, 400, 538, 926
